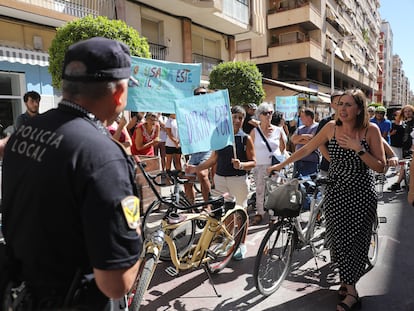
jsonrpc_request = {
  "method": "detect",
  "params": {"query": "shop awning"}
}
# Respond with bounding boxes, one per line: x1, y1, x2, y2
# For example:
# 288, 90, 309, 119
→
263, 78, 319, 95
0, 46, 49, 67
263, 78, 331, 103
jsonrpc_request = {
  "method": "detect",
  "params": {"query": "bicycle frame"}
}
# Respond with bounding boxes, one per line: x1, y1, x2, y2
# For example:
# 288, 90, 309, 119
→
145, 204, 246, 272
293, 191, 326, 248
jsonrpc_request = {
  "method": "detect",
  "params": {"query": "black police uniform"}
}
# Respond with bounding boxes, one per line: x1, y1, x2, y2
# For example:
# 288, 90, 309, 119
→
1, 101, 142, 309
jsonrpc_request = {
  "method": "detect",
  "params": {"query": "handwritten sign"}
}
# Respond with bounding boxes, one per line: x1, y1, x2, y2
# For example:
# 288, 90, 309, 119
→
175, 89, 234, 155
127, 56, 201, 113
275, 96, 298, 121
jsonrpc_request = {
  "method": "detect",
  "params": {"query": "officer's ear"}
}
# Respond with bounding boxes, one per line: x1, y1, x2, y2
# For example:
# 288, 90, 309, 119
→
113, 80, 128, 107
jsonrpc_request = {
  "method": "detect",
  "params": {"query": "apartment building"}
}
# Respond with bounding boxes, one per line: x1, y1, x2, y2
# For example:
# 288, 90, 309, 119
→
391, 55, 411, 107
0, 0, 116, 131
235, 0, 381, 104
0, 0, 263, 131
379, 21, 393, 107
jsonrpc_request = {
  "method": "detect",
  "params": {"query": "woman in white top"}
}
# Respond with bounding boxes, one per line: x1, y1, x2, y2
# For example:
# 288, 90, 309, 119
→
165, 113, 182, 171
250, 103, 285, 225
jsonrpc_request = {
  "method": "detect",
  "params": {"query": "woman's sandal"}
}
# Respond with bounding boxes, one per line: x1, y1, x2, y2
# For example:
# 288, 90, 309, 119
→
250, 214, 263, 226
336, 293, 361, 311
338, 285, 347, 300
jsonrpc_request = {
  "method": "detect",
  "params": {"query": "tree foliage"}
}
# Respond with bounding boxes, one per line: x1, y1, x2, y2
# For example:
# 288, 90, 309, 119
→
48, 15, 151, 89
208, 61, 265, 105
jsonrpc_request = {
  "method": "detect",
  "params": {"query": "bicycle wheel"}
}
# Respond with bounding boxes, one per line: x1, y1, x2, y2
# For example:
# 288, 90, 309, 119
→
254, 221, 296, 296
142, 200, 196, 261
365, 216, 379, 273
128, 253, 157, 311
404, 162, 410, 192
207, 208, 247, 274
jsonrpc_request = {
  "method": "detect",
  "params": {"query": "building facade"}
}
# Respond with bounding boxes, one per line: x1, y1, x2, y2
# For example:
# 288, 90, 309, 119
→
235, 0, 381, 103
379, 21, 393, 107
0, 0, 263, 131
1, 0, 413, 131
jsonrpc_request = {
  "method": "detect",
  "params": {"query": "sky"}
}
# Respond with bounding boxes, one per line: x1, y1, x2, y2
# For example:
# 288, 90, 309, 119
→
379, 0, 414, 89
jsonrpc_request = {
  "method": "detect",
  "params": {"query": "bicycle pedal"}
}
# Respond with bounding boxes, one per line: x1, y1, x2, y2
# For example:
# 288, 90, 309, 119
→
165, 266, 179, 276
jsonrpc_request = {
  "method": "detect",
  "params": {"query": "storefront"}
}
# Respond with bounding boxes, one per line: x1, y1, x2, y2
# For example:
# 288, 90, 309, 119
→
0, 46, 57, 136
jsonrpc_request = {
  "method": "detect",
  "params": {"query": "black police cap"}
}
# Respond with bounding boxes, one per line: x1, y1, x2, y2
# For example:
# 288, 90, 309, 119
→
62, 37, 131, 82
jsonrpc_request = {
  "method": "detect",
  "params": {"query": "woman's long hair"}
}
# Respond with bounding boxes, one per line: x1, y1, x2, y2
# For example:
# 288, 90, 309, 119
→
335, 89, 369, 129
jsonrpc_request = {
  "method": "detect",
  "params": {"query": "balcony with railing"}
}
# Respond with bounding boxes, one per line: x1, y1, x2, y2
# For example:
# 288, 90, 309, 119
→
267, 0, 321, 31
14, 0, 115, 19
267, 36, 322, 62
149, 43, 168, 61
268, 0, 310, 13
192, 53, 222, 76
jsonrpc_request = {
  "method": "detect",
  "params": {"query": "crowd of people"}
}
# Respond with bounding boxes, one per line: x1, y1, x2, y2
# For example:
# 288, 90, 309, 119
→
1, 36, 414, 310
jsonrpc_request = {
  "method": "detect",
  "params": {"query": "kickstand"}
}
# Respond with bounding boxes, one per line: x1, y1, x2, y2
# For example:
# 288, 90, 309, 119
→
202, 265, 222, 297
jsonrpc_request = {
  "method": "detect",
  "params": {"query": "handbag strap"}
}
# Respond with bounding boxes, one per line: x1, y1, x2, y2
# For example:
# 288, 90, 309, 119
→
257, 126, 272, 153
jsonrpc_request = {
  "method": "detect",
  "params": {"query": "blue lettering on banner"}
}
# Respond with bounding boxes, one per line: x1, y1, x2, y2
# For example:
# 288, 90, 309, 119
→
127, 57, 201, 114
175, 89, 234, 155
275, 96, 298, 121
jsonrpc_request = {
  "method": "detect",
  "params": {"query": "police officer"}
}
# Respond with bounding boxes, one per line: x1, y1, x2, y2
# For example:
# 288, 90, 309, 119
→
1, 37, 143, 309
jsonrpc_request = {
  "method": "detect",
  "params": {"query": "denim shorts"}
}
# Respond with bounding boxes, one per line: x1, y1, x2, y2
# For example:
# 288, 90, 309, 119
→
188, 151, 212, 165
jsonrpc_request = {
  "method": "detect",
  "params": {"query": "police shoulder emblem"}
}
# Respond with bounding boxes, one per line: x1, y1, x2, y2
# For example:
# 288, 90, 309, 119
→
121, 196, 140, 229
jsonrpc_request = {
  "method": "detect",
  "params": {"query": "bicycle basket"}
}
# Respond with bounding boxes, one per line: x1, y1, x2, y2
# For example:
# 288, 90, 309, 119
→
264, 177, 304, 217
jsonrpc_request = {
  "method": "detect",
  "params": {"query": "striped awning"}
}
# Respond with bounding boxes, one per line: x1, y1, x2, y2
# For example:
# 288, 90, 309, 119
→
0, 46, 49, 67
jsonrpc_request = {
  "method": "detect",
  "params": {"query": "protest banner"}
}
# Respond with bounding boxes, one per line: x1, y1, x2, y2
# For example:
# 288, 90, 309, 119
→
127, 56, 201, 113
275, 95, 298, 121
175, 89, 234, 155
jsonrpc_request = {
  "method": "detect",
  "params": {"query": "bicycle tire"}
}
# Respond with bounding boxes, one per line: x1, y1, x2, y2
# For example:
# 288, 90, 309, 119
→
128, 253, 157, 311
404, 162, 410, 192
365, 216, 379, 273
254, 221, 296, 296
206, 208, 247, 274
142, 199, 196, 262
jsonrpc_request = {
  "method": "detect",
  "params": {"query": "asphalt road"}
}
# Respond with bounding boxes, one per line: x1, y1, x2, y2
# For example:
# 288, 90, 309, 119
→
139, 171, 414, 311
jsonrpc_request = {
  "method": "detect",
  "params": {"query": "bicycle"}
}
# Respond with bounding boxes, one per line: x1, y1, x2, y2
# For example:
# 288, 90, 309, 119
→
142, 168, 209, 262
127, 159, 248, 310
253, 173, 382, 296
253, 174, 329, 296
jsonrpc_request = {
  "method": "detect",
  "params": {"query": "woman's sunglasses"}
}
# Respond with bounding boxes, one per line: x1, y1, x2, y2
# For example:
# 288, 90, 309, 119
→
261, 111, 273, 116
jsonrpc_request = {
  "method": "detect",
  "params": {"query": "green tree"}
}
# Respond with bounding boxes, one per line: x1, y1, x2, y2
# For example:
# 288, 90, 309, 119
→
209, 61, 265, 105
49, 15, 151, 89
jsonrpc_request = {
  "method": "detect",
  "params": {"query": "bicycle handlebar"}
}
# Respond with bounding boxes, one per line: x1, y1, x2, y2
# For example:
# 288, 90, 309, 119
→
135, 159, 234, 213
147, 169, 189, 187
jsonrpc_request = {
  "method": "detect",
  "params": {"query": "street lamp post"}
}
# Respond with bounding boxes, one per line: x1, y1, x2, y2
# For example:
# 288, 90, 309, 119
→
331, 40, 336, 95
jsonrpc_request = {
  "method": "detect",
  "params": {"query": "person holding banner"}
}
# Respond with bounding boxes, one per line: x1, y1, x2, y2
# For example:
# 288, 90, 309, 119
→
184, 87, 212, 204
186, 105, 256, 260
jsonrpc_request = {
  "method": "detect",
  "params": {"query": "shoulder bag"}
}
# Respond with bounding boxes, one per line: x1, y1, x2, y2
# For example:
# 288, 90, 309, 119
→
264, 177, 304, 217
257, 126, 280, 165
